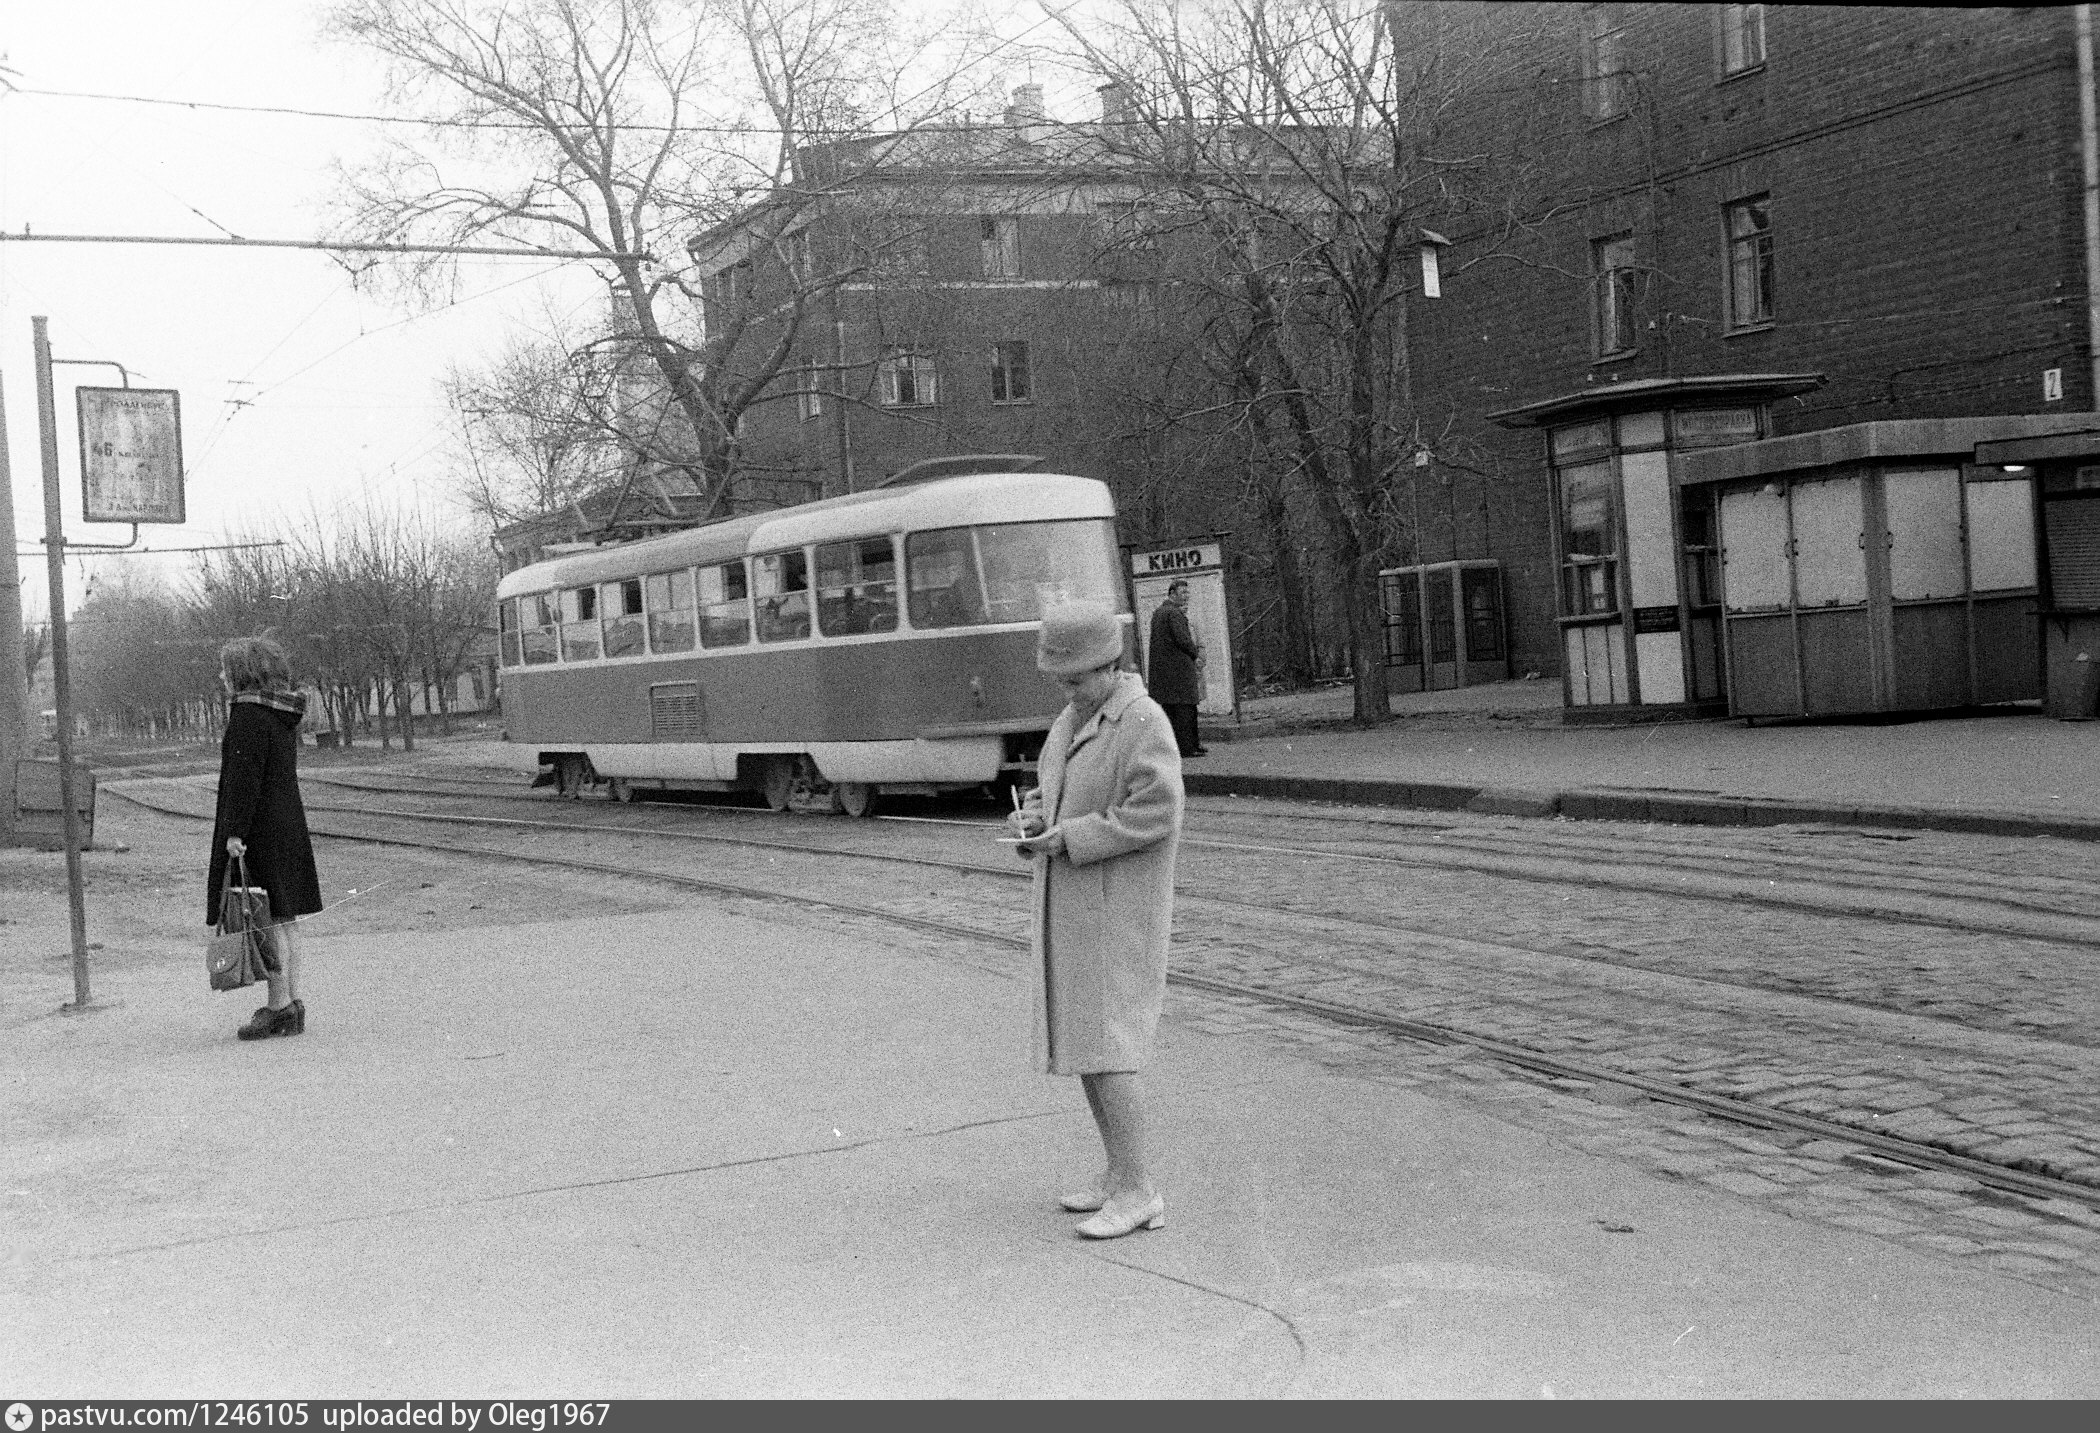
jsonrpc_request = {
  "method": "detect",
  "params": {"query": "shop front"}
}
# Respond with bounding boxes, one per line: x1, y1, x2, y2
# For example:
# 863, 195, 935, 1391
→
1676, 415, 2100, 720
1489, 375, 1823, 722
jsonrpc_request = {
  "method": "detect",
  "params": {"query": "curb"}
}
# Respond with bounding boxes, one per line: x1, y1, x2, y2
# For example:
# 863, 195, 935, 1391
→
1181, 771, 2100, 843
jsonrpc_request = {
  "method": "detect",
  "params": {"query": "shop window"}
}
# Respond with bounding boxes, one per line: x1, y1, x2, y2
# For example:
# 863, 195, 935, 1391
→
1725, 195, 1773, 330
1560, 460, 1619, 615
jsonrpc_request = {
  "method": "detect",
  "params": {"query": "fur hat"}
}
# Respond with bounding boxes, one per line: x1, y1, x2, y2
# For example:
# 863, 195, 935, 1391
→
1036, 600, 1125, 676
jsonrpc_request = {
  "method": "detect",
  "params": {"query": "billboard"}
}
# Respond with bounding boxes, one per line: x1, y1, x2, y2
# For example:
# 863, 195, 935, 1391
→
77, 387, 184, 524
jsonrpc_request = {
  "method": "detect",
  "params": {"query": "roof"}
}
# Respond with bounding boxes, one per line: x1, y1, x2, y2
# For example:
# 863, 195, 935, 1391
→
1486, 374, 1827, 428
1675, 414, 2100, 487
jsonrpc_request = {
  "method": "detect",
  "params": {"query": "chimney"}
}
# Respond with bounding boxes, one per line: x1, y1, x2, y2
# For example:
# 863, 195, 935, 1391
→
1097, 79, 1131, 124
1004, 83, 1048, 132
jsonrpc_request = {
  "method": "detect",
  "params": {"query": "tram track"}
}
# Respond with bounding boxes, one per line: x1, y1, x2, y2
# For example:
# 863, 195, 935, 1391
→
109, 775, 2100, 1215
300, 769, 2100, 951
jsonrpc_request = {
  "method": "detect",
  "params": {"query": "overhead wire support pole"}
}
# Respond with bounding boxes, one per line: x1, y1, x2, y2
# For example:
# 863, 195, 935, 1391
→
0, 232, 652, 262
33, 316, 93, 1011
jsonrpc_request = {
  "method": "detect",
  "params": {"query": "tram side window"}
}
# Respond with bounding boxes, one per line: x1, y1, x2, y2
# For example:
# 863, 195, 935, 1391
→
755, 550, 812, 642
498, 599, 522, 668
905, 527, 989, 629
522, 593, 559, 665
647, 569, 697, 653
561, 586, 602, 661
699, 560, 751, 647
816, 536, 899, 636
602, 577, 646, 658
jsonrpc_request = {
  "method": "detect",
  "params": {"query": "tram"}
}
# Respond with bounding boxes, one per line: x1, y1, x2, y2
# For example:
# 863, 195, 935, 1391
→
493, 456, 1132, 815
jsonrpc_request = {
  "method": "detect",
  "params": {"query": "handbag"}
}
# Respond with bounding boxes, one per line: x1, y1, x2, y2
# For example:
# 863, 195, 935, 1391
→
207, 853, 278, 992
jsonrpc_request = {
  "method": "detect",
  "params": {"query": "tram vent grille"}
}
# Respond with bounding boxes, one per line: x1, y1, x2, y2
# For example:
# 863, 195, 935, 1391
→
650, 683, 705, 740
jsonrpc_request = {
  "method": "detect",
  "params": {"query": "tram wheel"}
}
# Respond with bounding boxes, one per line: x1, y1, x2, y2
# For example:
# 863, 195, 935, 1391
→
831, 782, 877, 819
555, 754, 588, 800
762, 758, 796, 813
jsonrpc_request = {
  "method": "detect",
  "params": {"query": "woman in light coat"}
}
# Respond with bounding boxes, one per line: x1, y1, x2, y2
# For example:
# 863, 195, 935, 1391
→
1007, 600, 1184, 1239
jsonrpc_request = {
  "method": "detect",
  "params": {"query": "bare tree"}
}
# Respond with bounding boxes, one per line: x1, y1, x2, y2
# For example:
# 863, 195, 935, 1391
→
1039, 0, 1564, 721
329, 0, 986, 527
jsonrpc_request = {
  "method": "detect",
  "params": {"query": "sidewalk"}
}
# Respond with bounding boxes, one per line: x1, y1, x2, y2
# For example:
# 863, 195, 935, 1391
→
1182, 679, 2100, 841
10, 886, 2099, 1396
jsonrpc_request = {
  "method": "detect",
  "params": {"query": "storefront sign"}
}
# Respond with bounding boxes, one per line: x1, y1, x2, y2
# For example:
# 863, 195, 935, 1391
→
1130, 541, 1223, 576
77, 387, 185, 524
1632, 604, 1682, 635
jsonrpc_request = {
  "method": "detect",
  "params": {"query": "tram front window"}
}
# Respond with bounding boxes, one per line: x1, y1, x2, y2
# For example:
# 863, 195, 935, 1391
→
522, 593, 559, 665
906, 519, 1124, 629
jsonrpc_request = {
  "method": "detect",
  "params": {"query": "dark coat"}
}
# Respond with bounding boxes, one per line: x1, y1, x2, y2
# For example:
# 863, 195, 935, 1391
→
207, 700, 323, 926
1021, 674, 1184, 1074
1146, 602, 1203, 706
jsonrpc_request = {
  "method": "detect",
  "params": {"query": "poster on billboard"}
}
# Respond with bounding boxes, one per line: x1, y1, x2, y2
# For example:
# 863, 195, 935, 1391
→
1130, 539, 1236, 716
77, 387, 185, 524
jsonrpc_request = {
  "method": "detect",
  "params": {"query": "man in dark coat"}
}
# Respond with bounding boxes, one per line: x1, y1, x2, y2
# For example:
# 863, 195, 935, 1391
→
1146, 579, 1207, 757
208, 637, 323, 1040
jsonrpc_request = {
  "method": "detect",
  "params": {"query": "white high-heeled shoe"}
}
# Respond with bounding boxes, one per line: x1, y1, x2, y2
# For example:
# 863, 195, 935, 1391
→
1076, 1192, 1165, 1240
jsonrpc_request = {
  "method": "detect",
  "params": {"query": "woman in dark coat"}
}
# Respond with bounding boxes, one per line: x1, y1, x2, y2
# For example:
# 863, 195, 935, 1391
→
1008, 600, 1185, 1240
207, 636, 323, 1040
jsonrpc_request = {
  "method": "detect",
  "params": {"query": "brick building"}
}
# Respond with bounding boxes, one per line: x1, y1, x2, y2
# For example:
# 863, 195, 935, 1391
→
685, 5, 2100, 713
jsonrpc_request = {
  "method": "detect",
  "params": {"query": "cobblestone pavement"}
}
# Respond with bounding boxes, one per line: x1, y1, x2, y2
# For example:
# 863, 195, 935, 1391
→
104, 776, 2100, 1303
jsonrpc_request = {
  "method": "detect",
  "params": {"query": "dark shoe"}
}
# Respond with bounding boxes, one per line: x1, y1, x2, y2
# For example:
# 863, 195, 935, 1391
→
238, 1000, 304, 1041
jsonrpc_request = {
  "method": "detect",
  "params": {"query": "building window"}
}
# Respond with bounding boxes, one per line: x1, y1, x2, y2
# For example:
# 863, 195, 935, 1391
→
1095, 200, 1159, 252
1582, 6, 1630, 121
702, 259, 751, 314
783, 229, 813, 285
991, 341, 1032, 403
1720, 3, 1766, 76
798, 354, 824, 421
1592, 233, 1636, 357
858, 217, 928, 279
1725, 195, 1773, 329
878, 349, 938, 407
980, 216, 1022, 278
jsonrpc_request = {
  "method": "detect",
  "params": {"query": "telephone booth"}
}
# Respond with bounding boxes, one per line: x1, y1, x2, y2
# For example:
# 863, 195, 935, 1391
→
1489, 375, 1824, 722
1379, 560, 1507, 692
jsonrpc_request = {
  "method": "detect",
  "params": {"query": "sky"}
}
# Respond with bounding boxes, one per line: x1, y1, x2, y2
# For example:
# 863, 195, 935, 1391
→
0, 0, 610, 623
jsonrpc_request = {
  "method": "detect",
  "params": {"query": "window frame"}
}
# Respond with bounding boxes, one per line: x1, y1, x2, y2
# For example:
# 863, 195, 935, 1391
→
697, 559, 752, 649
991, 339, 1033, 404
753, 548, 814, 643
1724, 194, 1775, 332
878, 349, 939, 408
1581, 5, 1631, 123
1591, 232, 1638, 359
797, 353, 825, 422
1718, 2, 1767, 79
979, 215, 1022, 279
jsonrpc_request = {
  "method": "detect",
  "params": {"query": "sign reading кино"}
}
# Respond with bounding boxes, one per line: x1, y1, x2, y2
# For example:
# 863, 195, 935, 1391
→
76, 386, 185, 524
1129, 541, 1223, 576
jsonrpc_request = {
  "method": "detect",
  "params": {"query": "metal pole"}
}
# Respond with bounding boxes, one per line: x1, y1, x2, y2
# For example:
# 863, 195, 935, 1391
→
2078, 5, 2100, 408
0, 371, 30, 843
34, 317, 92, 1009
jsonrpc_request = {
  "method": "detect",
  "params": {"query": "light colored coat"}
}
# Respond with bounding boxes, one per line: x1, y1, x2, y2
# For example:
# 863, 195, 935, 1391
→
1023, 672, 1185, 1074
